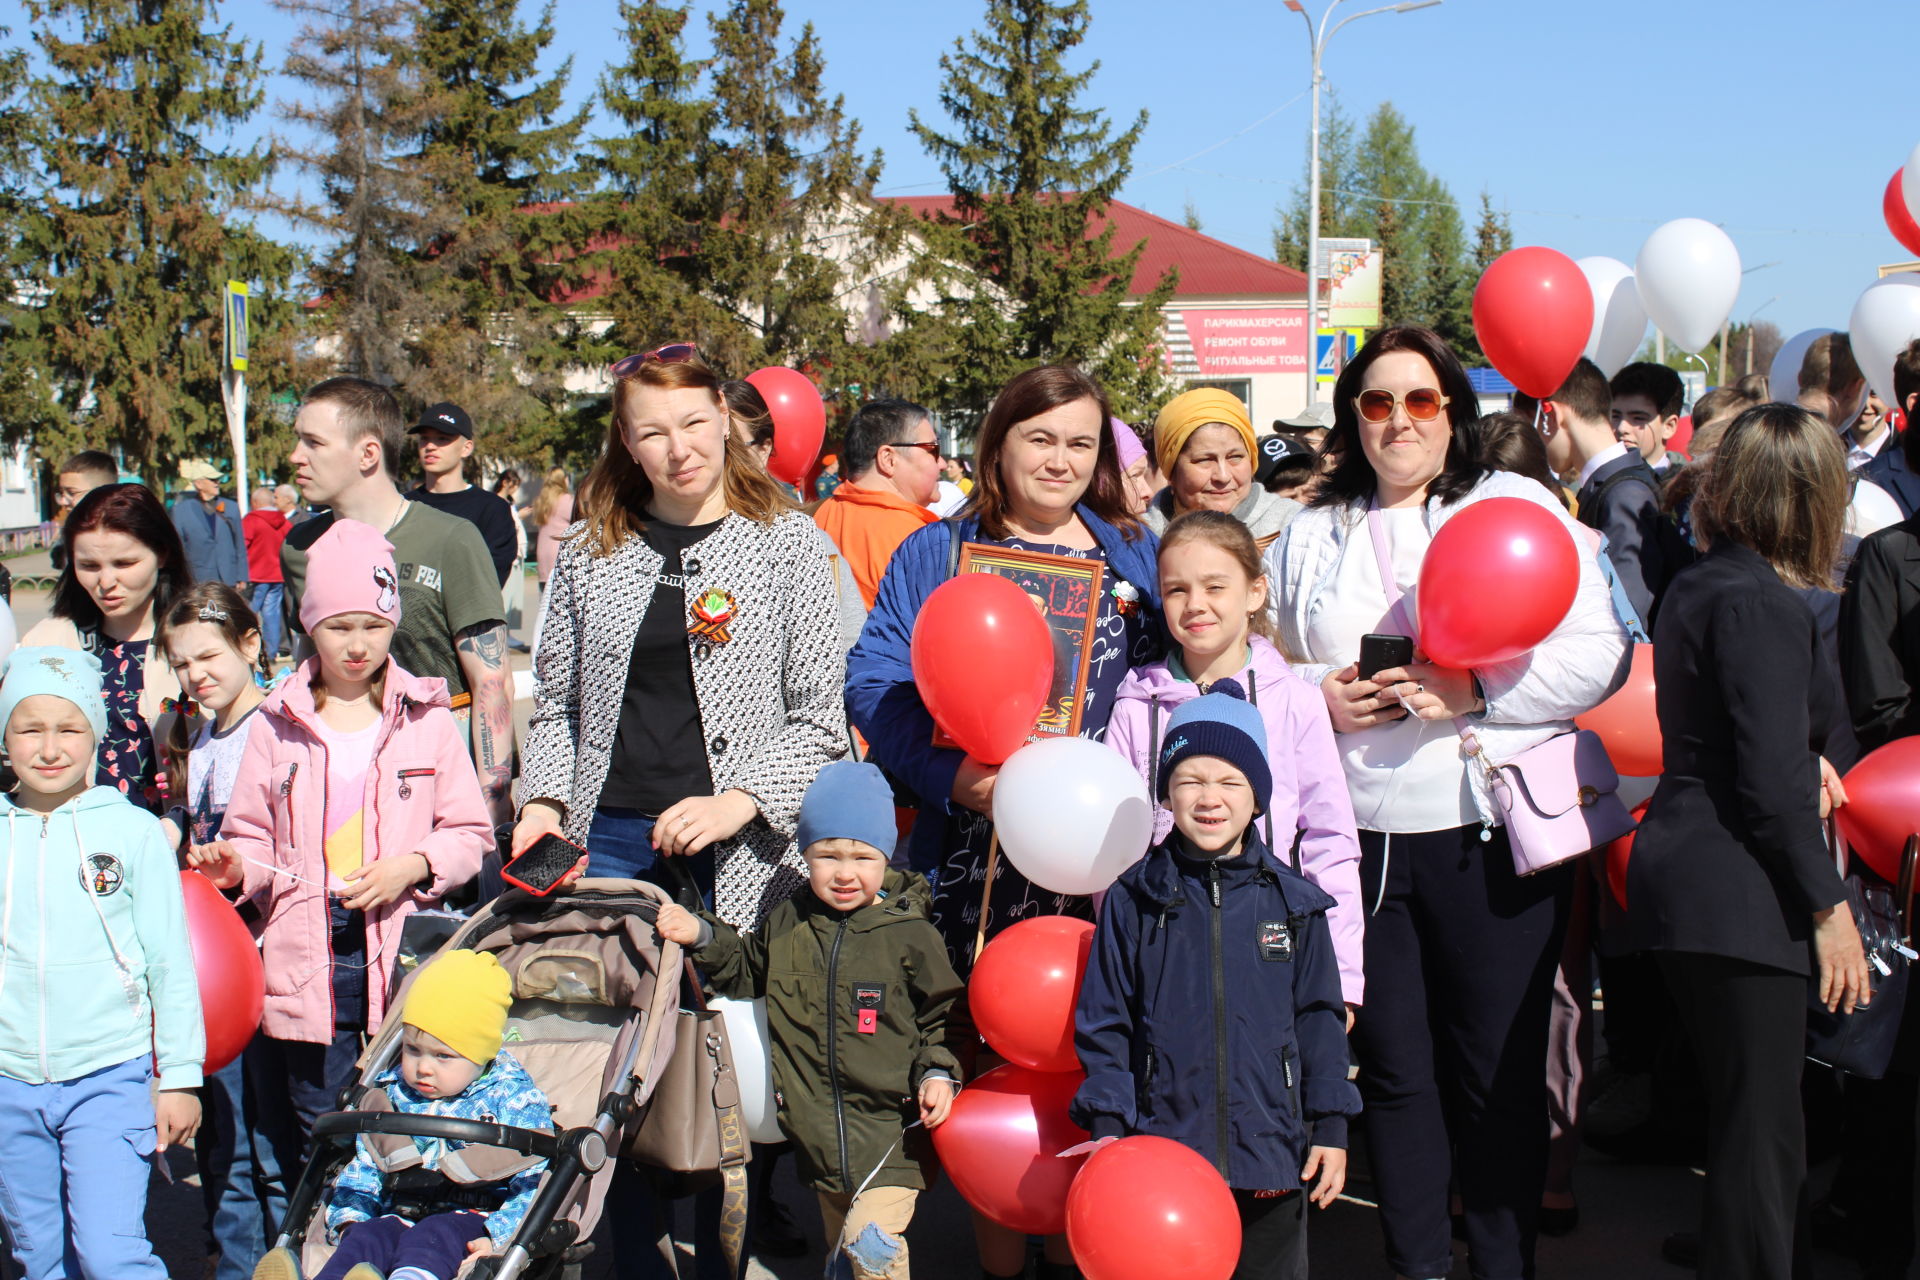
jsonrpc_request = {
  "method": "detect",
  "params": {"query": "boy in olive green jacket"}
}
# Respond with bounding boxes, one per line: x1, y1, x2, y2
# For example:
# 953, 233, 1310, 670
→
657, 761, 961, 1280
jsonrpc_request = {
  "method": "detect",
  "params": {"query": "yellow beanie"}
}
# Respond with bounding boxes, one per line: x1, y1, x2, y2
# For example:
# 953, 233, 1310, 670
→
402, 950, 512, 1066
1153, 388, 1258, 479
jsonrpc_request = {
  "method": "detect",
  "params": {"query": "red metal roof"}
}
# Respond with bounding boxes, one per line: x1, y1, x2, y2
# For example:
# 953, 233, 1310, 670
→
884, 195, 1305, 301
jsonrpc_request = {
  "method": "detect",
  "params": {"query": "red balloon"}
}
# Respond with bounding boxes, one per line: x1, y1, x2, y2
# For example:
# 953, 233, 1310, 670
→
910, 574, 1053, 764
1668, 415, 1694, 459
744, 366, 826, 486
1417, 497, 1581, 668
930, 1065, 1089, 1234
1603, 801, 1650, 912
1577, 644, 1661, 777
1472, 246, 1595, 399
1886, 170, 1920, 259
1838, 738, 1920, 882
1066, 1136, 1242, 1280
971, 917, 1094, 1072
179, 870, 264, 1073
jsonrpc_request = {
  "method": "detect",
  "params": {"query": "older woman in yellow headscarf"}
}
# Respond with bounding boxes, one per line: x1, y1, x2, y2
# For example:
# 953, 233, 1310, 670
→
1144, 387, 1302, 548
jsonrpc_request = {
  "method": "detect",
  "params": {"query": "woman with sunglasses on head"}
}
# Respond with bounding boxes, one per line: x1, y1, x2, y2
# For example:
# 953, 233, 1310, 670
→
846, 363, 1162, 1280
514, 344, 848, 1279
1142, 386, 1303, 548
1264, 326, 1630, 1280
24, 482, 198, 815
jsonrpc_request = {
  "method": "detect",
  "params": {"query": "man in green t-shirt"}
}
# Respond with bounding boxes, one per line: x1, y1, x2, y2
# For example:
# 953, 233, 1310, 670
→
281, 377, 515, 825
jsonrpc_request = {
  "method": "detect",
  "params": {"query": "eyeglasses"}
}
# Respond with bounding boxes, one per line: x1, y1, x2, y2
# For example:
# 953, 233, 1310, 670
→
1355, 387, 1450, 424
886, 440, 942, 458
609, 343, 698, 379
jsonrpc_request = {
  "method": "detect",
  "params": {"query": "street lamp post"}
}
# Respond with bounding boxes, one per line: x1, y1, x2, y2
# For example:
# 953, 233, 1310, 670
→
1744, 296, 1778, 377
1284, 0, 1441, 410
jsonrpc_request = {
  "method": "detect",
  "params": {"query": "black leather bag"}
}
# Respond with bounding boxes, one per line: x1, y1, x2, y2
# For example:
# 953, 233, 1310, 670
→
1806, 831, 1917, 1080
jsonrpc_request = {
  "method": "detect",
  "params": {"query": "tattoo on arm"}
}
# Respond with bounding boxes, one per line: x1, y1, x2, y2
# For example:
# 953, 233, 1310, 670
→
456, 624, 515, 818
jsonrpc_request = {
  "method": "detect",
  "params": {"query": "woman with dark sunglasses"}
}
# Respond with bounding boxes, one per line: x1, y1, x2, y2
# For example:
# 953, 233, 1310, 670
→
514, 344, 848, 1280
1263, 325, 1630, 1280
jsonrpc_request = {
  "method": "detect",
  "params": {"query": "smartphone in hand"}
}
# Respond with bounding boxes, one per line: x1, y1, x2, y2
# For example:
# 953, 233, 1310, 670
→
1358, 633, 1415, 682
501, 832, 588, 896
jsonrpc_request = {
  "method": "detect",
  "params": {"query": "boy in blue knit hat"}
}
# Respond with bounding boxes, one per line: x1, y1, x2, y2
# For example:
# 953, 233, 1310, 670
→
657, 761, 962, 1280
1072, 680, 1360, 1280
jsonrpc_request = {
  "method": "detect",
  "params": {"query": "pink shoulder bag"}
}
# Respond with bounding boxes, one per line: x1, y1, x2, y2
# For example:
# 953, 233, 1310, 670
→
1365, 504, 1636, 876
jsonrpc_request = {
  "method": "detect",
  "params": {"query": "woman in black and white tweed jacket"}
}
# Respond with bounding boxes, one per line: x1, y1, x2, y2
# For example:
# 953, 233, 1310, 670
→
513, 345, 847, 934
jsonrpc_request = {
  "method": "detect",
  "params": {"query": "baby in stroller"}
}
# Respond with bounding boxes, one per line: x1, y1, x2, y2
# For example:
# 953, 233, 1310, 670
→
256, 949, 554, 1280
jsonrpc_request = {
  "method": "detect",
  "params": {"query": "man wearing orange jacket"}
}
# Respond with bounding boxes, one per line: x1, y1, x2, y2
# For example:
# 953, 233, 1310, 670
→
814, 400, 944, 609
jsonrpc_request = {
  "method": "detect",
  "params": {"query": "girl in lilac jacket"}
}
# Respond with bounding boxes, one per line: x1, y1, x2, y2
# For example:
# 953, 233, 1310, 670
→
1106, 512, 1365, 1007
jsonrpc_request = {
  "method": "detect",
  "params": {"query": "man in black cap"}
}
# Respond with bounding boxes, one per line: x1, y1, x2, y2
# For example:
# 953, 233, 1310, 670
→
408, 401, 518, 587
1255, 430, 1318, 502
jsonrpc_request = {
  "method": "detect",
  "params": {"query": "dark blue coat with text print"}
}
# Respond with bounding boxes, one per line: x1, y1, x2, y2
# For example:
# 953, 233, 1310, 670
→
1071, 829, 1360, 1190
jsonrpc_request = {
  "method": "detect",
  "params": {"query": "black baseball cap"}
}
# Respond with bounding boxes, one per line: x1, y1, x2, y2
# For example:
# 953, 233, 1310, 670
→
1255, 432, 1313, 487
409, 402, 473, 439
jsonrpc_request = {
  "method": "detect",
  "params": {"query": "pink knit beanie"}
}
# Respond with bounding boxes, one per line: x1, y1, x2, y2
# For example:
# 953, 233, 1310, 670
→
298, 518, 404, 631
1109, 416, 1147, 471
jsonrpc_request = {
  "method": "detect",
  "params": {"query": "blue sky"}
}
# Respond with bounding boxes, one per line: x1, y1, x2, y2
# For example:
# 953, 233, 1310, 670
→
9, 0, 1920, 339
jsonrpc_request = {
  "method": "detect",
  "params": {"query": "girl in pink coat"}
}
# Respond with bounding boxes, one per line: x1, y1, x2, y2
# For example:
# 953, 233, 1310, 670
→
193, 519, 490, 1171
1106, 510, 1366, 1009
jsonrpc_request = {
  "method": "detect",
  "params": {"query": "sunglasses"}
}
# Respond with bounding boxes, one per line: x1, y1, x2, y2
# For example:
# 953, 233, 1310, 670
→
1355, 387, 1450, 424
887, 440, 942, 458
609, 343, 698, 379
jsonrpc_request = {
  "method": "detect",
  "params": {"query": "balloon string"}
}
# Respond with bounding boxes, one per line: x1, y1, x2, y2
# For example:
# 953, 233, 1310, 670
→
973, 831, 1001, 963
236, 850, 328, 890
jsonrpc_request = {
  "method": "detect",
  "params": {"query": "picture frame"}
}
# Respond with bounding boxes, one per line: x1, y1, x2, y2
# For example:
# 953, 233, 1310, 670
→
933, 543, 1107, 747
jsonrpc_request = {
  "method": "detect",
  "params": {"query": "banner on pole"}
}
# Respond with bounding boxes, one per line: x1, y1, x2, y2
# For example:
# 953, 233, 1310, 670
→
223, 281, 249, 372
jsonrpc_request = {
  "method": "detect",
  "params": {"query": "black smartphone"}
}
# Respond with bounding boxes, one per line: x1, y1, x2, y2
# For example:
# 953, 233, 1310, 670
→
1358, 633, 1415, 681
501, 833, 588, 897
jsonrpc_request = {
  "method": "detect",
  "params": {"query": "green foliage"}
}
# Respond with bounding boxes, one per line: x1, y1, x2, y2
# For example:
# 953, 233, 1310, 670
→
1273, 97, 1491, 361
909, 0, 1177, 422
393, 0, 590, 462
272, 0, 423, 400
0, 0, 304, 484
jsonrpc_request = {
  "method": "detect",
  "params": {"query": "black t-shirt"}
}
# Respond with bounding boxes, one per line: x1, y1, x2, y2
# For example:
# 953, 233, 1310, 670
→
409, 484, 518, 586
600, 518, 722, 811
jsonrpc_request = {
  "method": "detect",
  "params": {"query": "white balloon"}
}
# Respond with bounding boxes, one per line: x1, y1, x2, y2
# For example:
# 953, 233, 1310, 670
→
1850, 273, 1920, 412
991, 736, 1155, 897
1574, 257, 1648, 377
1634, 218, 1742, 354
1767, 328, 1836, 405
711, 996, 782, 1144
1905, 143, 1920, 228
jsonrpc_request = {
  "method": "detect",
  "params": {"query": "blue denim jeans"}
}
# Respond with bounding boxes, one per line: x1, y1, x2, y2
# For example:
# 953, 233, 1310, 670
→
249, 1026, 363, 1245
195, 1047, 280, 1280
250, 582, 285, 659
586, 807, 716, 907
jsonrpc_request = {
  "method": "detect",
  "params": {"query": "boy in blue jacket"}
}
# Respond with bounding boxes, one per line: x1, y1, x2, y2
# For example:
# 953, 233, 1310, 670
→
0, 646, 205, 1280
1072, 682, 1360, 1280
255, 949, 554, 1280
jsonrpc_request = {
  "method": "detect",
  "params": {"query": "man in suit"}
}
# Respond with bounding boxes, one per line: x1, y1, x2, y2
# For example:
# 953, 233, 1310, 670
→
1860, 338, 1920, 518
1523, 358, 1679, 628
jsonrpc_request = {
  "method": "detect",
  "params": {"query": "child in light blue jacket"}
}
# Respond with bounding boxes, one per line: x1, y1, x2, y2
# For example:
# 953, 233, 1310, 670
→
0, 645, 205, 1279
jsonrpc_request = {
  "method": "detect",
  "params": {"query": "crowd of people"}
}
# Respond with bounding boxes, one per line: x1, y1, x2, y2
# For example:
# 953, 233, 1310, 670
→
0, 322, 1915, 1280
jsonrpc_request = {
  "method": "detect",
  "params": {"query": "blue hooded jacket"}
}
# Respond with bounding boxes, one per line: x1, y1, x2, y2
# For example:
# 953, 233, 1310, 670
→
845, 507, 1162, 872
1071, 829, 1361, 1190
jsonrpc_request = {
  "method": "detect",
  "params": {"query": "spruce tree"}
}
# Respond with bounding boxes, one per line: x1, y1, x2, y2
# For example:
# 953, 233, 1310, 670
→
910, 0, 1177, 421
0, 0, 303, 481
700, 0, 889, 375
396, 0, 589, 454
273, 0, 423, 389
571, 0, 723, 389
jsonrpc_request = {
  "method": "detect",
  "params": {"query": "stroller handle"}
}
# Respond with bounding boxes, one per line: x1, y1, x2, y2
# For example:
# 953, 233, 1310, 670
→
310, 1110, 560, 1160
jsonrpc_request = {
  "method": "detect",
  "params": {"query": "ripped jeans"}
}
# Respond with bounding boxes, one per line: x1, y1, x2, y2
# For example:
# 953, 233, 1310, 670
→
819, 1186, 917, 1280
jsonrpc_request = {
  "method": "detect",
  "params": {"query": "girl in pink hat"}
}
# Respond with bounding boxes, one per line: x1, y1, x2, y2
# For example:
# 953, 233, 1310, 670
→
190, 519, 491, 1191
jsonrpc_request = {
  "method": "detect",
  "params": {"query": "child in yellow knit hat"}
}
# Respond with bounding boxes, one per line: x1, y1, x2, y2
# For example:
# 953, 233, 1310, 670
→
254, 950, 554, 1280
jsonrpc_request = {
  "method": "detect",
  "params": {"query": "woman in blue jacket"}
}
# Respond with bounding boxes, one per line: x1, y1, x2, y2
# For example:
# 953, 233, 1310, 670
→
844, 364, 1161, 1280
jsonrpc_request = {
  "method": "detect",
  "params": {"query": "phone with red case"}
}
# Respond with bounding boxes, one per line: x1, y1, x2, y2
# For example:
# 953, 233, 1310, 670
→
501, 832, 589, 896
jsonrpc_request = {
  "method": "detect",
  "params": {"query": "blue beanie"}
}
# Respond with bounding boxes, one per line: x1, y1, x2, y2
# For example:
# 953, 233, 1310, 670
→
0, 646, 106, 741
1157, 677, 1272, 814
795, 761, 898, 861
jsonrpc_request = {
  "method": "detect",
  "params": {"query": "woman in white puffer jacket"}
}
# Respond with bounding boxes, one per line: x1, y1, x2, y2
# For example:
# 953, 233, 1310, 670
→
1263, 325, 1629, 1280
